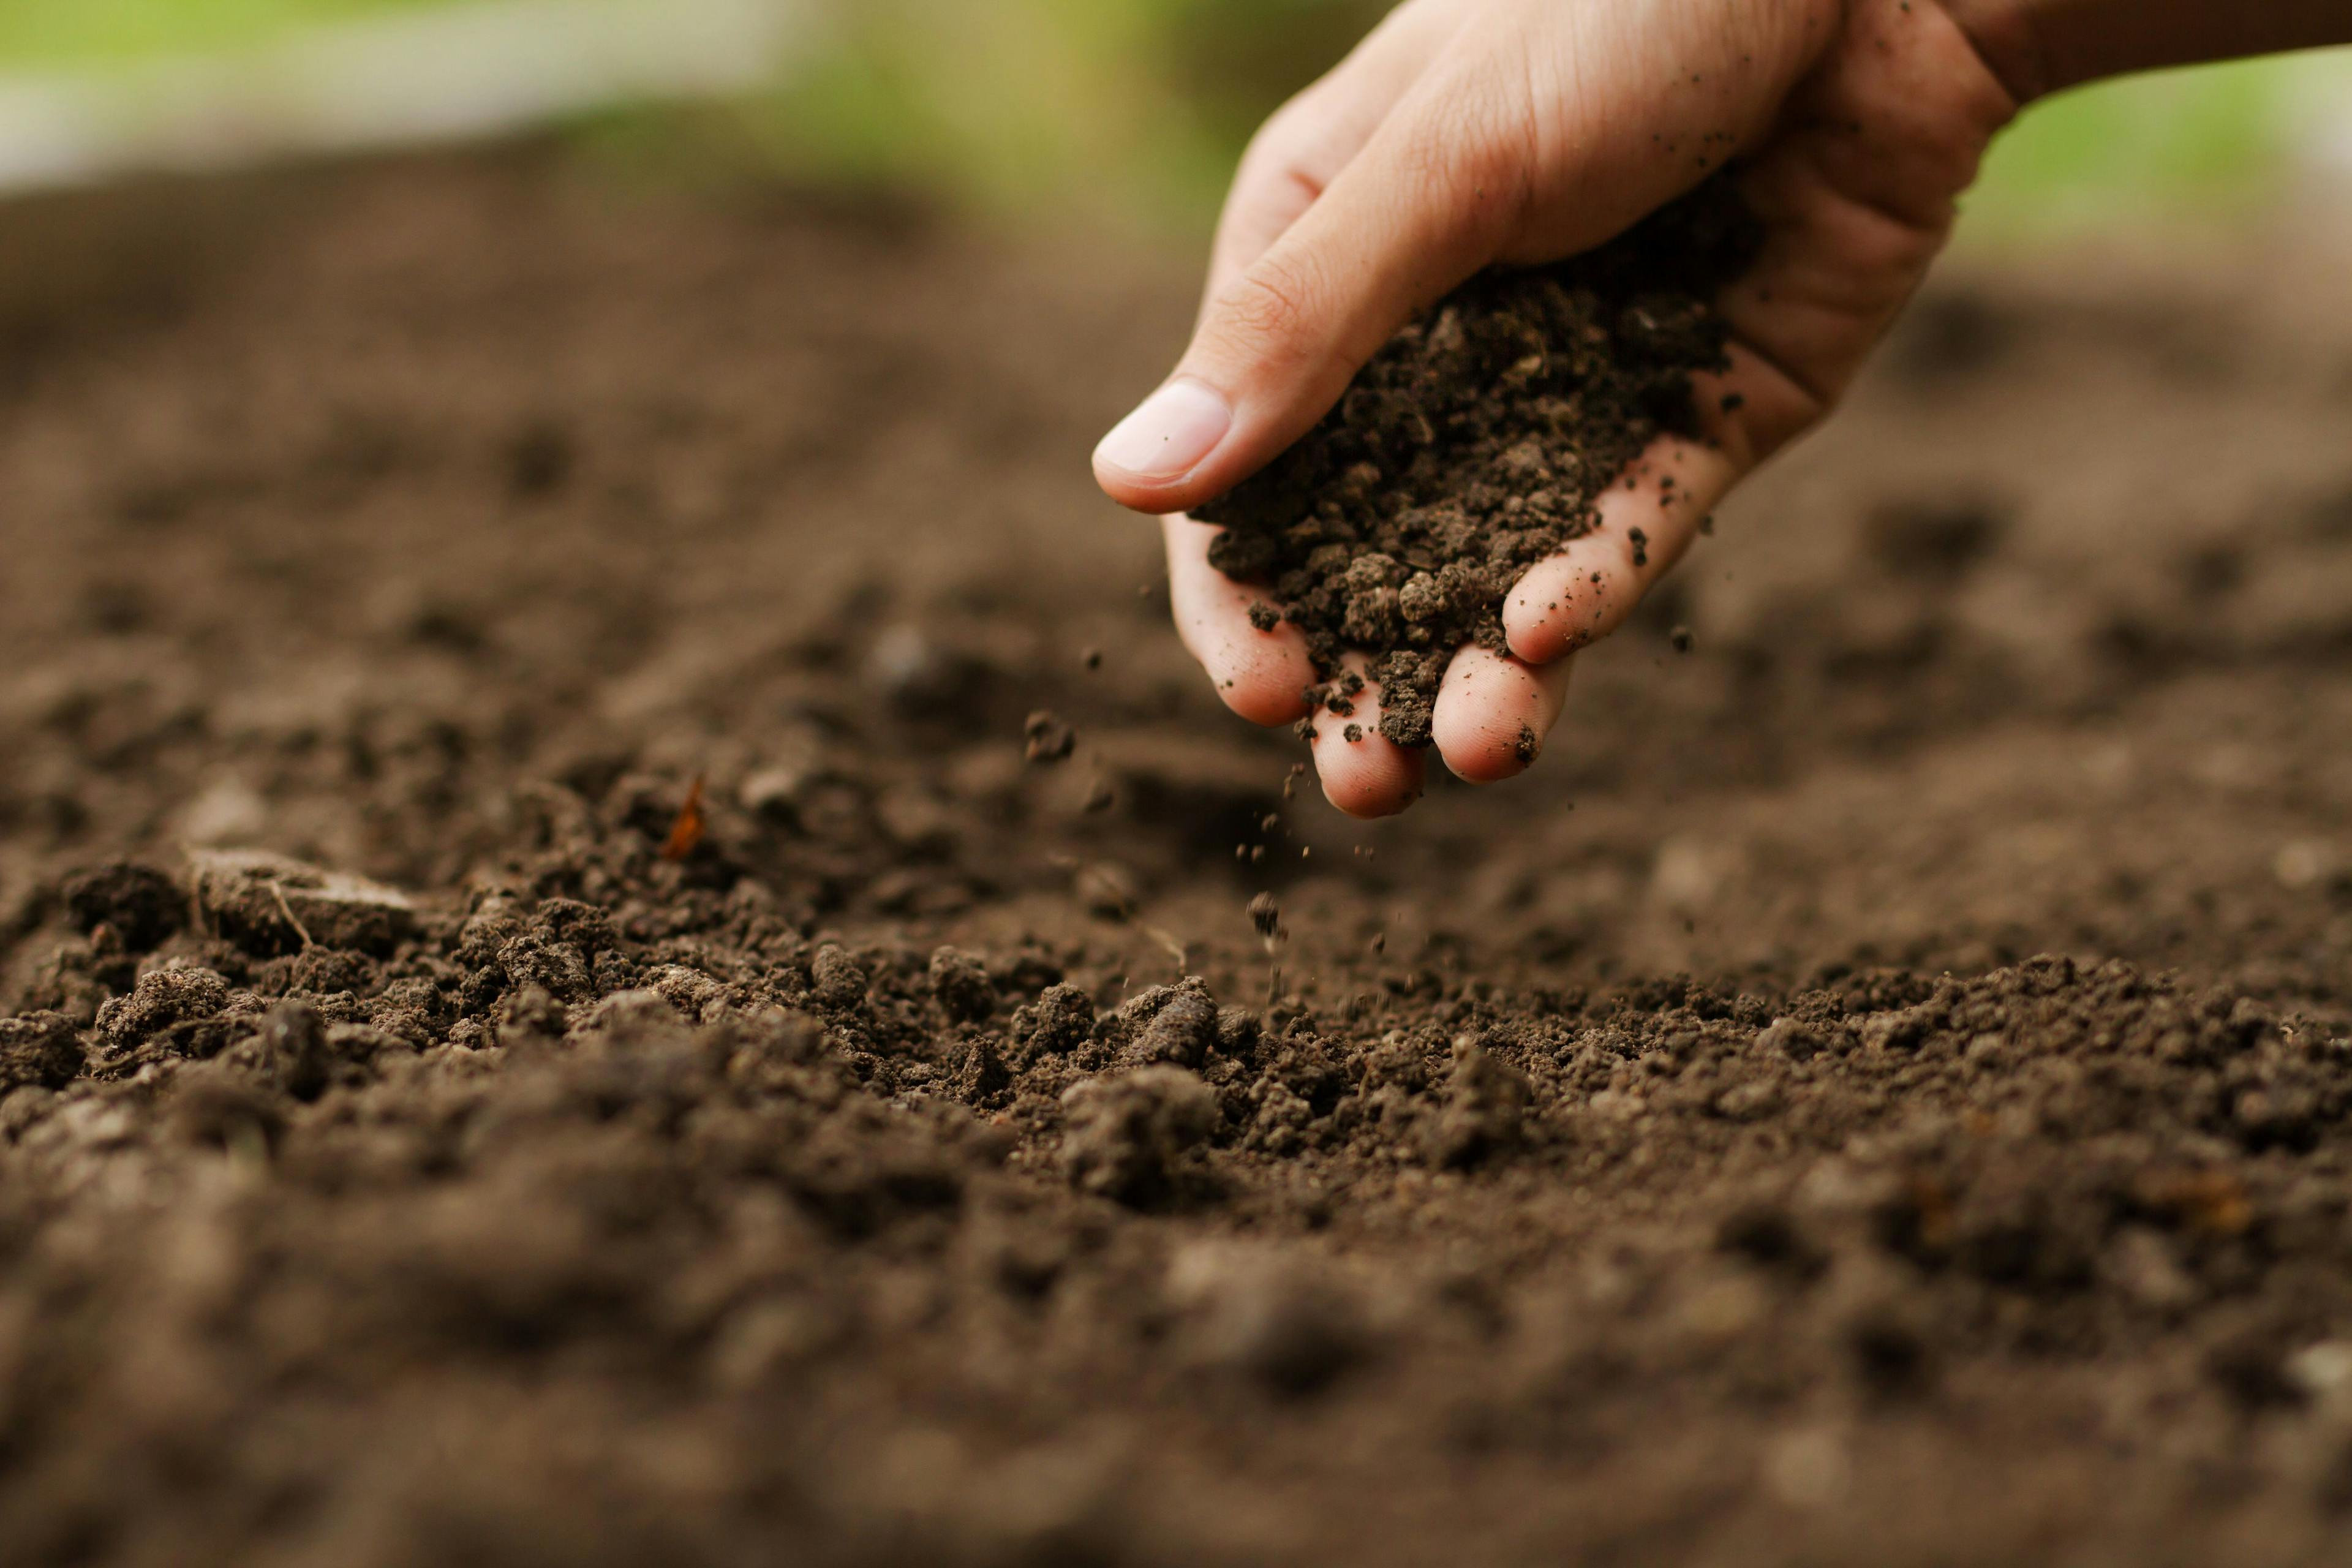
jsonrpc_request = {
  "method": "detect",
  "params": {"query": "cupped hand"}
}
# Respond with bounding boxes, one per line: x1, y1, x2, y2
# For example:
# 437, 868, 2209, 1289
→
1095, 0, 2022, 816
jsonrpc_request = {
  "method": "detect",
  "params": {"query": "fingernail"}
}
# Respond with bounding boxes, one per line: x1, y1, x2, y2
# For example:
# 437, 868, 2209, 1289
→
1094, 379, 1231, 482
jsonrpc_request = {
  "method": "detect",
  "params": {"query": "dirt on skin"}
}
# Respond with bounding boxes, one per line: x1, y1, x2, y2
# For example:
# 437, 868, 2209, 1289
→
4, 151, 2352, 1567
1194, 178, 1757, 745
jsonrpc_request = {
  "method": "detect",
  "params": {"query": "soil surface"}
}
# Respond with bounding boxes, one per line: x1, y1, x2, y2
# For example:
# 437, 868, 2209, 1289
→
1194, 181, 1755, 746
3, 151, 2352, 1567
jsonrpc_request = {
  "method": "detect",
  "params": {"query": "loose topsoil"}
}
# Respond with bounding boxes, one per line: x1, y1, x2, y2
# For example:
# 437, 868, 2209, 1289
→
4, 151, 2352, 1567
1194, 180, 1757, 745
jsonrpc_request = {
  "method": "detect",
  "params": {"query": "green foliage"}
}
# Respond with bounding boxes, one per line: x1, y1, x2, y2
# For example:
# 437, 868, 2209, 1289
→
0, 0, 1382, 227
725, 0, 1382, 223
0, 0, 451, 65
0, 0, 2342, 241
1964, 52, 2350, 239
722, 12, 2347, 239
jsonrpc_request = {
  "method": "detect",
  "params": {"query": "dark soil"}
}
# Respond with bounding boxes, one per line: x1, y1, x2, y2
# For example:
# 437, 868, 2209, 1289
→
4, 150, 2352, 1567
1195, 179, 1757, 744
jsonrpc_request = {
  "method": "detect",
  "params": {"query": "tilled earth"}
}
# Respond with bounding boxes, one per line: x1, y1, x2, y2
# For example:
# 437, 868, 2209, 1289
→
2, 152, 2352, 1566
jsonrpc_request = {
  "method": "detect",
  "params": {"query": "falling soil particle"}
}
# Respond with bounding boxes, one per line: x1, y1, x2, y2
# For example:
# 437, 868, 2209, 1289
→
1248, 891, 1282, 940
1025, 709, 1077, 763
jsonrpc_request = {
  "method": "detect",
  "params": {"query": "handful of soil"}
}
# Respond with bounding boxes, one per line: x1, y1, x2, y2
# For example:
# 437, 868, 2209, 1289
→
1194, 176, 1760, 747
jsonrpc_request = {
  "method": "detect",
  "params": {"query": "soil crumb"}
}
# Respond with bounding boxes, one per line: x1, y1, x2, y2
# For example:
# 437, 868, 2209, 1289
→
1196, 177, 1758, 745
1024, 709, 1076, 763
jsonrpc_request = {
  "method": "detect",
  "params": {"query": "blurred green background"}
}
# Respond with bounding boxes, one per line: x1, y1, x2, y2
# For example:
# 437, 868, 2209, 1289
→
4, 0, 2348, 241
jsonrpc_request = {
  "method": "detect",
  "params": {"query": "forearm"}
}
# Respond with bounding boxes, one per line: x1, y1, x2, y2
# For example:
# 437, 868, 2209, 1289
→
1945, 0, 2352, 101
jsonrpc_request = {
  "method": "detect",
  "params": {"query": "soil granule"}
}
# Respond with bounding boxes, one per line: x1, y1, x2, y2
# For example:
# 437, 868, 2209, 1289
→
3, 151, 2352, 1567
1196, 179, 1758, 744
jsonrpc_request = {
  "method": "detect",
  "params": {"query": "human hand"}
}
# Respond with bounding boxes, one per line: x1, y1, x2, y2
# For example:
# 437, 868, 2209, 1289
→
1095, 0, 2022, 816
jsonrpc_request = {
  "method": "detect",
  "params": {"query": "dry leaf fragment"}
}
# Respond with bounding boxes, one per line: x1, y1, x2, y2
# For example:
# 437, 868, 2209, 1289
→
662, 774, 708, 862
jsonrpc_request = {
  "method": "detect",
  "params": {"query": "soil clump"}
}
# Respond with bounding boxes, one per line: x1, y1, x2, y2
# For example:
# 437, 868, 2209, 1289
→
1196, 178, 1758, 744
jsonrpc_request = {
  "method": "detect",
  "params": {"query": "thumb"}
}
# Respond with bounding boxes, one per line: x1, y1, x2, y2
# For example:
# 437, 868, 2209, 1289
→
1093, 91, 1519, 516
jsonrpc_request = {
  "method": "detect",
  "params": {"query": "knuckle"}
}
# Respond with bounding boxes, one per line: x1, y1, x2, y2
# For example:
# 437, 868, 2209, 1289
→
1386, 85, 1531, 247
1211, 259, 1325, 364
1243, 96, 1319, 173
1239, 91, 1348, 193
1425, 45, 1539, 168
